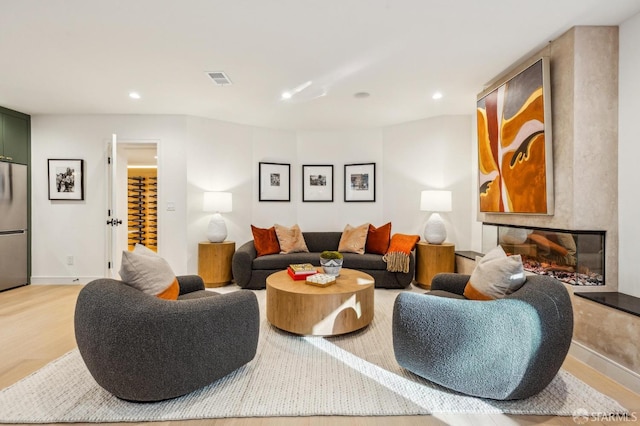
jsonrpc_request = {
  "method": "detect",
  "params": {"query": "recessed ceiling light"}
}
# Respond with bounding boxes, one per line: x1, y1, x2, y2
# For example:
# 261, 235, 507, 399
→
354, 92, 370, 99
129, 92, 141, 100
432, 92, 443, 100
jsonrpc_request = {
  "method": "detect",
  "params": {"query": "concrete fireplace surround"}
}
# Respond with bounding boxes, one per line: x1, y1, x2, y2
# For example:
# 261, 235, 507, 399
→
477, 26, 640, 392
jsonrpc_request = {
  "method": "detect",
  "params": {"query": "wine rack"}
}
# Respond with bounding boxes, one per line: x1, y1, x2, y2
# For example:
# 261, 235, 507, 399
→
127, 169, 157, 251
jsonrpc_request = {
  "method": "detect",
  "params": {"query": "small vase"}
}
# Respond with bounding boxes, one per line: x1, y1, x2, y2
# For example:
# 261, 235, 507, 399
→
320, 258, 343, 276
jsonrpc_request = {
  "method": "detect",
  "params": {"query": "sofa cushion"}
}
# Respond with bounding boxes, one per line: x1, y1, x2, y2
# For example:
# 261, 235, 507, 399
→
341, 253, 387, 270
119, 244, 180, 300
338, 223, 369, 254
251, 225, 280, 257
365, 222, 391, 255
463, 245, 526, 300
303, 232, 341, 252
253, 252, 319, 270
274, 224, 309, 254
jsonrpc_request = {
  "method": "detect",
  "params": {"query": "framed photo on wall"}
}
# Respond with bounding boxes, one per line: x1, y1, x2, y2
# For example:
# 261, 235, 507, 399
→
344, 162, 375, 202
48, 159, 84, 201
259, 162, 290, 201
302, 165, 333, 202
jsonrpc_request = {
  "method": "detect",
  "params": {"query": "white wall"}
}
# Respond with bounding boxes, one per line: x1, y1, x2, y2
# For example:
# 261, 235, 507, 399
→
383, 115, 477, 248
296, 129, 384, 231
618, 12, 640, 297
185, 117, 297, 273
31, 115, 189, 282
30, 113, 475, 283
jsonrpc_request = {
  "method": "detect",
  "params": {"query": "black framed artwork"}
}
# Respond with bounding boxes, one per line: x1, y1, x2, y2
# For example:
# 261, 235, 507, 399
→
48, 159, 84, 201
344, 162, 375, 202
259, 162, 290, 201
302, 164, 333, 202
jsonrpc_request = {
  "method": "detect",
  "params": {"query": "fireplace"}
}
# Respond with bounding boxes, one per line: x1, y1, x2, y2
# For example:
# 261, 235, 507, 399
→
482, 224, 605, 286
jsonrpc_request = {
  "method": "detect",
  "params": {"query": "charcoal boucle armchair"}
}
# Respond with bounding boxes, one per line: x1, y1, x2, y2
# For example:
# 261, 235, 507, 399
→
392, 273, 573, 400
74, 275, 259, 402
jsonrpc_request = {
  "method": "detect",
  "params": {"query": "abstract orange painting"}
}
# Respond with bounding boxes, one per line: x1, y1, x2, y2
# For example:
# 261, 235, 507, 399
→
477, 58, 553, 214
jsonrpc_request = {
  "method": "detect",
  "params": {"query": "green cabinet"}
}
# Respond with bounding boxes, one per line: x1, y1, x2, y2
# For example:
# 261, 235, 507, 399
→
0, 108, 30, 165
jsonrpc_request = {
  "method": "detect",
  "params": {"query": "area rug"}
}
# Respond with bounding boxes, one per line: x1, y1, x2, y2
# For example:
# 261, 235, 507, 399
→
0, 289, 628, 423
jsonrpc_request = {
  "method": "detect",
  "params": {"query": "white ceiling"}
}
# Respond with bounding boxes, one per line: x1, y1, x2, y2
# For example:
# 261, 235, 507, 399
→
1, 0, 639, 130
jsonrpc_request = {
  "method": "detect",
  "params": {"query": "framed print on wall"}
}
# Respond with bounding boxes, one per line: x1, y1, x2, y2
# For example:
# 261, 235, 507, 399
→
259, 162, 290, 201
302, 164, 333, 202
48, 159, 84, 201
344, 162, 375, 202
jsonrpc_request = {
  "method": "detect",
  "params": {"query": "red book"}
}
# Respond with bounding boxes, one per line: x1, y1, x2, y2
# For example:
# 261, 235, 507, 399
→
287, 267, 317, 280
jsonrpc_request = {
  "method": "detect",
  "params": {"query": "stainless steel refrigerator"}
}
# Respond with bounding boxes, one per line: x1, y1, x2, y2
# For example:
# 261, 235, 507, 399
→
0, 162, 28, 291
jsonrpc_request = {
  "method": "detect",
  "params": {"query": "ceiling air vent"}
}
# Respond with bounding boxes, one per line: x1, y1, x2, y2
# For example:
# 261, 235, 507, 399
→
206, 71, 232, 86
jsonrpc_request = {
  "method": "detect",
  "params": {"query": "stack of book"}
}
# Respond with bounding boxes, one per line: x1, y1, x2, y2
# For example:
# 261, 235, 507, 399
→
287, 263, 318, 280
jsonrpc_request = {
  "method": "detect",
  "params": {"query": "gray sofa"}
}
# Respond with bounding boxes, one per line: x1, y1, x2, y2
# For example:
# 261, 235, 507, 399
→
392, 273, 573, 400
74, 275, 259, 402
232, 231, 414, 290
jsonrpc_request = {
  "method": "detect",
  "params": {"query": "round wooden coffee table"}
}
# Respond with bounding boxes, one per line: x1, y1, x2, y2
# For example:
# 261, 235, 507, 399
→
266, 268, 375, 336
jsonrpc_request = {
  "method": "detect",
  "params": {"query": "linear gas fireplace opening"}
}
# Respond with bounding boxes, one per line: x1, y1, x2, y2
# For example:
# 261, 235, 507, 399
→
482, 224, 605, 286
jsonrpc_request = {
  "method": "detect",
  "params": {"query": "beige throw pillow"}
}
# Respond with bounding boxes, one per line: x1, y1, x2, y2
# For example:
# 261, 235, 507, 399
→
274, 224, 309, 254
338, 223, 369, 254
119, 244, 180, 300
463, 245, 526, 300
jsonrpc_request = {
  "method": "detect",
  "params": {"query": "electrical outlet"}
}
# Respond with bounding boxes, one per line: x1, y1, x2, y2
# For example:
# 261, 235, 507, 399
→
67, 255, 74, 266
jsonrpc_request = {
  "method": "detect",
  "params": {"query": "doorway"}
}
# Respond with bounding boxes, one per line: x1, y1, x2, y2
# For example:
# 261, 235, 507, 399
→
118, 142, 158, 256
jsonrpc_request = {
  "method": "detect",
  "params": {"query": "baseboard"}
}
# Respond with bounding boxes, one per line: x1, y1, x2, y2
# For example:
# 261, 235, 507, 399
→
570, 340, 640, 395
30, 276, 100, 285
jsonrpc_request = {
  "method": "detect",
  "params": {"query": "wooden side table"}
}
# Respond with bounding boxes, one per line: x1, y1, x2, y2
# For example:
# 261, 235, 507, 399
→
198, 241, 235, 287
415, 242, 455, 289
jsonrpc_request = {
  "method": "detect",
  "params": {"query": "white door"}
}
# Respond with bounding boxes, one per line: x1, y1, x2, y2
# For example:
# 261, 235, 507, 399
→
106, 134, 123, 278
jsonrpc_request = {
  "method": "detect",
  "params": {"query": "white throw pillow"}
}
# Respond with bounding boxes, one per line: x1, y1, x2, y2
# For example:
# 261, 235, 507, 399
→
463, 245, 526, 300
119, 244, 180, 300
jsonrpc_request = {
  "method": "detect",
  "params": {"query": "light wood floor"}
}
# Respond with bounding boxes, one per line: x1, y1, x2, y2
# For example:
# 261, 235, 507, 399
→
1, 285, 639, 426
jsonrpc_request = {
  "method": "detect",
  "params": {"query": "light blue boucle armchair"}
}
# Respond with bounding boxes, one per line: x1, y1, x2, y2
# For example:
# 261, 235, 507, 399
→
392, 273, 573, 400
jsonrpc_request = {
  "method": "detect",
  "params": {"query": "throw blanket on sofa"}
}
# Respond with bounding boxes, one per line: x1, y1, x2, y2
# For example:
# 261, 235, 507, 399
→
383, 234, 420, 273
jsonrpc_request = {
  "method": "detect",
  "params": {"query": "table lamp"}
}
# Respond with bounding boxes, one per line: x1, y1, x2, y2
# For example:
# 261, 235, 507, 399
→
203, 191, 232, 243
420, 190, 452, 245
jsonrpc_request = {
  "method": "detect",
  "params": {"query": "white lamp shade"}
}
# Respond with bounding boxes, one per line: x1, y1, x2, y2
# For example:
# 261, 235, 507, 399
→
420, 190, 452, 212
203, 192, 232, 213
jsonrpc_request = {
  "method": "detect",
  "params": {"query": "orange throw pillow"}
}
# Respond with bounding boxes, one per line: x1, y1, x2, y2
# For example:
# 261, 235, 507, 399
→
365, 222, 391, 255
251, 225, 281, 257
